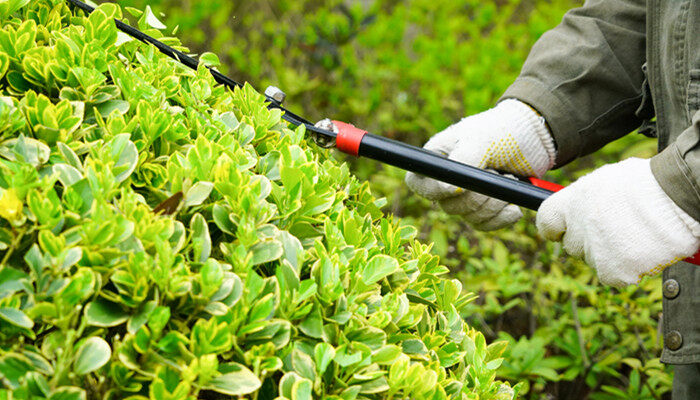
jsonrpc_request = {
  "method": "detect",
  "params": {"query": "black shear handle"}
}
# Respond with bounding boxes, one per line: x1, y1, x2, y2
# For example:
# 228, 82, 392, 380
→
331, 121, 556, 211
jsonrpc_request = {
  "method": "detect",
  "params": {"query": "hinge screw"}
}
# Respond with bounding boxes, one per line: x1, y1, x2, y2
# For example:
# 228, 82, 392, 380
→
264, 86, 286, 103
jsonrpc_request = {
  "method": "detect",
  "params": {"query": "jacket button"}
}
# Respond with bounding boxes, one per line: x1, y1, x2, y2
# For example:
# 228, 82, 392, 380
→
663, 279, 680, 299
665, 331, 683, 351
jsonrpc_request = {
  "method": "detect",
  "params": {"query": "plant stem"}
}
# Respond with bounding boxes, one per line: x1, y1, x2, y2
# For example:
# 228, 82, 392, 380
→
1, 226, 26, 266
570, 295, 590, 367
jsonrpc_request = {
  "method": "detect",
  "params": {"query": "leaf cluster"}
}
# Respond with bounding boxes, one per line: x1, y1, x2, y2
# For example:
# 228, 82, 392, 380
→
121, 0, 674, 399
0, 1, 521, 399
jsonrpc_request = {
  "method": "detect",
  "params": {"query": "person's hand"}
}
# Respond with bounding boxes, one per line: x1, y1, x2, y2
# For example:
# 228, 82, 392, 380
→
537, 158, 700, 287
405, 99, 556, 231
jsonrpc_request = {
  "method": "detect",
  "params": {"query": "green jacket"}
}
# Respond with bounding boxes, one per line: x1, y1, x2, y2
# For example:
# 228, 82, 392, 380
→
501, 0, 700, 364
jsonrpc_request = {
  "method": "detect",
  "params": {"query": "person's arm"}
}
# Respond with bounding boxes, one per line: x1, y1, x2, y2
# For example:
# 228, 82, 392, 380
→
652, 110, 700, 222
501, 0, 647, 167
501, 0, 700, 287
406, 0, 647, 232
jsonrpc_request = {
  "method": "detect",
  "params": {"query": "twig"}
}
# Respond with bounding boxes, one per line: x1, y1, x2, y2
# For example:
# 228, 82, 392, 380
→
1, 226, 26, 266
626, 303, 650, 361
473, 313, 496, 339
570, 294, 590, 367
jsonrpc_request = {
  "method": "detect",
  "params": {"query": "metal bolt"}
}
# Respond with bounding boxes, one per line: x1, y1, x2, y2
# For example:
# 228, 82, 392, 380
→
665, 330, 683, 351
313, 119, 338, 148
663, 279, 680, 299
264, 86, 286, 103
314, 118, 338, 133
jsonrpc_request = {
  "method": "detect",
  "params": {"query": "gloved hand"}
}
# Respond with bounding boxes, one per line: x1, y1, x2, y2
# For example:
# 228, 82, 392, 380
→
405, 99, 557, 231
537, 158, 700, 287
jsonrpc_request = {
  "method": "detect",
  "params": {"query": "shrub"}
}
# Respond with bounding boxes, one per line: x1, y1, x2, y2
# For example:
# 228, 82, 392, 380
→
0, 1, 521, 399
118, 0, 673, 398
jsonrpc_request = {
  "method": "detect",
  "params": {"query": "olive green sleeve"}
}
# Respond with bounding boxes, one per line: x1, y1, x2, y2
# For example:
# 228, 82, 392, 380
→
500, 0, 647, 167
651, 110, 700, 222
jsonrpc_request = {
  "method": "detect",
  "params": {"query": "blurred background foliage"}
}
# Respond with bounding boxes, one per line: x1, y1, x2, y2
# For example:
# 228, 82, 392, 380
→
121, 0, 667, 398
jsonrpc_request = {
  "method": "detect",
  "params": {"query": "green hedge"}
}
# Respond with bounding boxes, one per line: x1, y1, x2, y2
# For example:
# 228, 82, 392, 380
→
118, 0, 674, 399
0, 1, 520, 399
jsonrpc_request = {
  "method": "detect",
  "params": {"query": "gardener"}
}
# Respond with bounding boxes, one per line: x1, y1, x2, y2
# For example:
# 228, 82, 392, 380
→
406, 1, 700, 397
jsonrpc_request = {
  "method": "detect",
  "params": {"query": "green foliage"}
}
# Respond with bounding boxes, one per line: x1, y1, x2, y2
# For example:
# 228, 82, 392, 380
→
453, 228, 669, 398
120, 0, 580, 140
0, 1, 521, 399
120, 0, 674, 399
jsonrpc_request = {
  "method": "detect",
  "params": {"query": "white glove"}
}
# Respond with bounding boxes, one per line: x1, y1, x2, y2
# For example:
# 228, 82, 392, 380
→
405, 99, 557, 231
537, 158, 700, 287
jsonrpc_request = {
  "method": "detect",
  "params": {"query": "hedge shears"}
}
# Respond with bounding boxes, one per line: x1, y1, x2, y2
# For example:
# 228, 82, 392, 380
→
66, 0, 700, 265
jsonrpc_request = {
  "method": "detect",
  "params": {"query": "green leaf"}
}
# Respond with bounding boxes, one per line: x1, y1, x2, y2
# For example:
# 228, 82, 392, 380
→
200, 52, 220, 67
24, 371, 50, 396
347, 326, 386, 350
56, 142, 81, 170
314, 343, 335, 375
291, 378, 313, 400
402, 339, 428, 355
486, 358, 504, 370
219, 111, 239, 131
54, 164, 82, 187
115, 31, 133, 46
212, 204, 235, 235
250, 239, 283, 265
205, 363, 261, 396
200, 259, 223, 298
110, 134, 138, 183
248, 293, 275, 322
292, 349, 316, 381
276, 260, 300, 296
0, 53, 7, 80
278, 231, 304, 271
372, 345, 402, 365
296, 280, 317, 303
531, 365, 560, 381
185, 181, 214, 207
48, 387, 86, 400
204, 302, 228, 316
0, 307, 33, 329
94, 100, 129, 117
147, 306, 170, 337
334, 344, 363, 367
298, 305, 323, 339
279, 372, 303, 398
127, 300, 157, 334
0, 353, 33, 387
359, 377, 390, 394
0, 136, 50, 167
142, 6, 166, 29
73, 337, 111, 375
191, 213, 211, 263
84, 298, 129, 327
0, 267, 29, 297
60, 247, 82, 270
360, 255, 399, 285
0, 0, 30, 20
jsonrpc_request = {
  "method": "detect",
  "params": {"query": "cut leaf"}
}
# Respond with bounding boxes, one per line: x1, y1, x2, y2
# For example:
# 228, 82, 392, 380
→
143, 6, 166, 29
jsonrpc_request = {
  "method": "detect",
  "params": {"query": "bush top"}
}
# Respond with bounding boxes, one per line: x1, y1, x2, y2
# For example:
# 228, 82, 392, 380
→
0, 1, 517, 399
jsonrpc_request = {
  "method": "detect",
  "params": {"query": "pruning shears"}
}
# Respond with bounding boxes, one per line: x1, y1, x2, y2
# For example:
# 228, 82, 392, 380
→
66, 0, 700, 266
